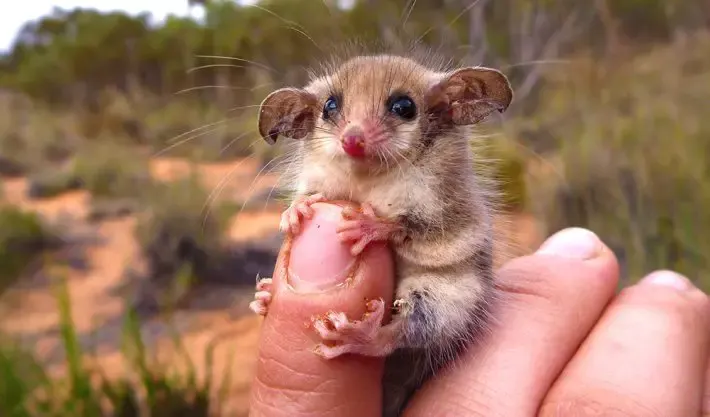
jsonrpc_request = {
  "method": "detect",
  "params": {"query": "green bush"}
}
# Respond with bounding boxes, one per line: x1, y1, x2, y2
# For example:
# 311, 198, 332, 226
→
26, 171, 82, 199
24, 141, 151, 201
0, 155, 25, 178
133, 175, 236, 310
0, 207, 59, 294
524, 33, 710, 287
69, 142, 152, 199
87, 198, 140, 223
0, 94, 81, 174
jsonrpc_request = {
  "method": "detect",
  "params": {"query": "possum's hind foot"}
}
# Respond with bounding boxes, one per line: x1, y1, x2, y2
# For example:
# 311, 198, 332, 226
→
312, 298, 400, 359
249, 276, 273, 316
279, 193, 327, 235
336, 202, 401, 256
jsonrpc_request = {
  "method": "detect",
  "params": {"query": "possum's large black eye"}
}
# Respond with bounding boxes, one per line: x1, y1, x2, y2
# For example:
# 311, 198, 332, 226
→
387, 95, 417, 120
323, 96, 339, 120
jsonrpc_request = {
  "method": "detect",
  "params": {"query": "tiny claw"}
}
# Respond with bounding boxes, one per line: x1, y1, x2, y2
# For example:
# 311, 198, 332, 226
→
251, 276, 274, 316
249, 300, 268, 316
310, 298, 391, 359
392, 298, 408, 314
336, 205, 398, 256
360, 202, 376, 217
255, 291, 272, 303
256, 277, 273, 292
314, 344, 348, 360
298, 204, 315, 219
366, 298, 382, 311
341, 205, 359, 220
279, 193, 327, 235
349, 240, 369, 256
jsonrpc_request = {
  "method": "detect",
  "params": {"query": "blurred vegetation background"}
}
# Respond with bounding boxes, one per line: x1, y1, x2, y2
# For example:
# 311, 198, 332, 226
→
0, 0, 708, 415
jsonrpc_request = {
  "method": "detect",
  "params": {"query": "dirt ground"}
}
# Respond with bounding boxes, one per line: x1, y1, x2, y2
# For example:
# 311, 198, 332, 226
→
0, 156, 543, 415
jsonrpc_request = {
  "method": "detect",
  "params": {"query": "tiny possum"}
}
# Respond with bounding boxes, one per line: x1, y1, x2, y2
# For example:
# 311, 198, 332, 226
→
249, 51, 513, 416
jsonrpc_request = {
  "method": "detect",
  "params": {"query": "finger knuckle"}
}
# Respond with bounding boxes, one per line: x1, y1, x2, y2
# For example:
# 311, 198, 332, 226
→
617, 285, 710, 332
539, 394, 663, 417
251, 353, 339, 415
495, 256, 594, 308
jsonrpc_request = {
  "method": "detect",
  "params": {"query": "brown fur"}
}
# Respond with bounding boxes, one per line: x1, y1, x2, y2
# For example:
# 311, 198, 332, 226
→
258, 53, 513, 417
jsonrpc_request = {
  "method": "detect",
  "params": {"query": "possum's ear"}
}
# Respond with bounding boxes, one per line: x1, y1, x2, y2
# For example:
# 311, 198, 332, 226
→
258, 88, 318, 144
425, 67, 513, 126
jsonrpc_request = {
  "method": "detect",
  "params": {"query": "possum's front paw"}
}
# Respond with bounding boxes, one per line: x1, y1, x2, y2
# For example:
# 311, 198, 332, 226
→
311, 298, 399, 359
336, 203, 401, 256
249, 276, 273, 316
279, 193, 326, 235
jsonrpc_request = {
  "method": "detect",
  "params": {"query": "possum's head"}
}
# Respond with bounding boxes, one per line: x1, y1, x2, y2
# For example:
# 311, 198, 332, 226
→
257, 55, 512, 170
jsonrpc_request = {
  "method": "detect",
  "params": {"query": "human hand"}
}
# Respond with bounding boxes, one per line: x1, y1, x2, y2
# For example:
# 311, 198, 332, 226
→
248, 202, 710, 417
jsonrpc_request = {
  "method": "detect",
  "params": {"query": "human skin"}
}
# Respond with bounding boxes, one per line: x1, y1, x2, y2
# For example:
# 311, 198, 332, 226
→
248, 202, 710, 417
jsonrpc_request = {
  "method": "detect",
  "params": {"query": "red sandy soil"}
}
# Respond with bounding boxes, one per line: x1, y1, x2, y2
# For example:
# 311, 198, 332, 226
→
0, 156, 543, 415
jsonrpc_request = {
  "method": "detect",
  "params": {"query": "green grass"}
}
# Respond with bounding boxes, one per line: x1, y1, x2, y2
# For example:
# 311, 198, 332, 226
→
0, 272, 236, 417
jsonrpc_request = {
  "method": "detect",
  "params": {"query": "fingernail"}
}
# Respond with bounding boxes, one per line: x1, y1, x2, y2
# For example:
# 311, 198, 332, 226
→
287, 203, 356, 292
640, 270, 692, 291
536, 227, 602, 260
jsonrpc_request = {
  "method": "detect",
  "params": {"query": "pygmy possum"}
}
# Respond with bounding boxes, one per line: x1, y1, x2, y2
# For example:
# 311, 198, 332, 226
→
249, 51, 513, 416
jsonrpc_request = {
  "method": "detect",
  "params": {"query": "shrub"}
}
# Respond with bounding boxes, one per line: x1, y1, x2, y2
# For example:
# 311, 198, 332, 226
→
0, 154, 25, 178
132, 175, 236, 312
523, 33, 710, 287
25, 141, 151, 201
0, 207, 59, 294
86, 198, 140, 223
26, 170, 82, 200
0, 93, 81, 174
69, 141, 152, 199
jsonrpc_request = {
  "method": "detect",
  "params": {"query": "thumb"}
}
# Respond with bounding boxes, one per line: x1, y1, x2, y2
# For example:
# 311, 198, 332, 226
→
249, 202, 396, 417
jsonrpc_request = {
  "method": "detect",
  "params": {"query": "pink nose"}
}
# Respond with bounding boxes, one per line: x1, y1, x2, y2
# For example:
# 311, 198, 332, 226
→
342, 133, 366, 158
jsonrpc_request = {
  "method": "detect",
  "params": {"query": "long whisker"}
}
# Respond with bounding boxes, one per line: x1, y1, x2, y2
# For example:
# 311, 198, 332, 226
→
320, 0, 334, 17
262, 154, 293, 211
165, 119, 230, 144
201, 155, 255, 231
401, 0, 418, 28
235, 152, 283, 220
174, 85, 250, 95
219, 131, 258, 156
154, 122, 235, 157
246, 4, 306, 30
251, 81, 276, 91
502, 59, 571, 69
187, 64, 247, 73
246, 4, 323, 52
195, 55, 279, 74
415, 0, 481, 44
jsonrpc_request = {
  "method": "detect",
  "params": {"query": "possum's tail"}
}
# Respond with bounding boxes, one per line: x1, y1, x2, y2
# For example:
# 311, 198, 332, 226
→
381, 348, 434, 417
